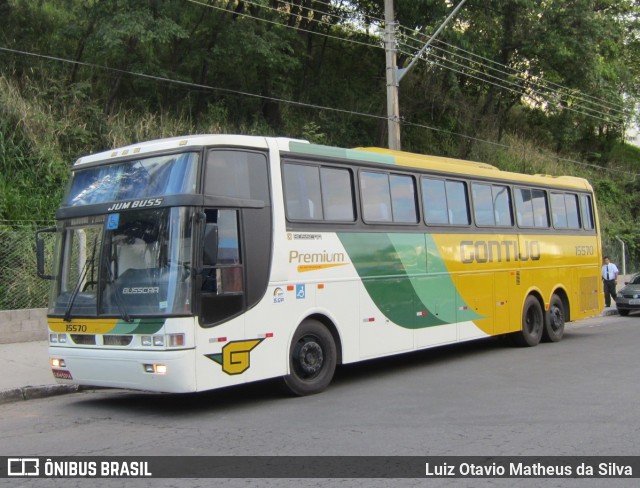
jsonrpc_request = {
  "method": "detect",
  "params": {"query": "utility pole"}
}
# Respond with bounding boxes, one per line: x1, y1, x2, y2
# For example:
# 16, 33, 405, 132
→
384, 0, 401, 150
384, 0, 468, 150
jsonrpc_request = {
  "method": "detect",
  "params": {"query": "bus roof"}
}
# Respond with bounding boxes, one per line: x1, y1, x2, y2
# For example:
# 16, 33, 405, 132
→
357, 147, 593, 191
73, 134, 306, 167
73, 134, 592, 192
286, 140, 593, 191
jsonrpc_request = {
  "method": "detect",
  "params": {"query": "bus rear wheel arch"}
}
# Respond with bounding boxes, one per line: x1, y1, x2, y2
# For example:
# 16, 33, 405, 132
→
283, 318, 337, 396
512, 294, 544, 347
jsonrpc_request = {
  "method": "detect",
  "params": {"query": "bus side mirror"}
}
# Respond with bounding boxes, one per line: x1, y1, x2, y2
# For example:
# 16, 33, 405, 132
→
203, 223, 219, 266
36, 227, 56, 279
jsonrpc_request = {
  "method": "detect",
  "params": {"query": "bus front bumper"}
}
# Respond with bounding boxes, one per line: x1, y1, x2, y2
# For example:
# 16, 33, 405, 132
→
48, 346, 197, 393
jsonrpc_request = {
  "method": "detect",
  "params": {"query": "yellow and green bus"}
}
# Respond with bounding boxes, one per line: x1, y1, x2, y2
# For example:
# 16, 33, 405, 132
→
37, 135, 603, 396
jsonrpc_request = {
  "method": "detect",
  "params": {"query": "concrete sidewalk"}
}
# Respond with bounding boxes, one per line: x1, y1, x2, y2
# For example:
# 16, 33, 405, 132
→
0, 340, 78, 404
0, 307, 621, 405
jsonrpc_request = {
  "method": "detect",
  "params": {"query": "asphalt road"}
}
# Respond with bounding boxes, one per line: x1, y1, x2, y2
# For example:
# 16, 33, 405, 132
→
1, 313, 639, 487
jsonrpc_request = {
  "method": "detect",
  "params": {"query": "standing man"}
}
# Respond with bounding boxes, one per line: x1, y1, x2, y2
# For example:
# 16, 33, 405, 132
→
602, 256, 619, 307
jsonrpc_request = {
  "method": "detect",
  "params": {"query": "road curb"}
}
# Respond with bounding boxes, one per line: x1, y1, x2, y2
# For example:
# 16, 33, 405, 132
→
0, 384, 80, 405
602, 308, 619, 317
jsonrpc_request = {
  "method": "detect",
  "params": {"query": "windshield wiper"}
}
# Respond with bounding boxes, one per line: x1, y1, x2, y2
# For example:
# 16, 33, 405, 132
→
102, 255, 133, 323
63, 235, 98, 322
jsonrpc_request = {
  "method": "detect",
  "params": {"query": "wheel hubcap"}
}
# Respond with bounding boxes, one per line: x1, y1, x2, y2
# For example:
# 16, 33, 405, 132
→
297, 339, 324, 376
550, 307, 563, 331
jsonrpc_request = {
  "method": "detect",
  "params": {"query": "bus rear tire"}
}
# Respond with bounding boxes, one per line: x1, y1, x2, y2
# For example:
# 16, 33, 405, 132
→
543, 294, 565, 342
283, 319, 337, 396
512, 295, 544, 347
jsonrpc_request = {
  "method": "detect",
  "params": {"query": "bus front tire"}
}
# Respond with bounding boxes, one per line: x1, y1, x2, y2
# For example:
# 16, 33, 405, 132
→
512, 295, 544, 347
283, 319, 337, 396
543, 294, 565, 342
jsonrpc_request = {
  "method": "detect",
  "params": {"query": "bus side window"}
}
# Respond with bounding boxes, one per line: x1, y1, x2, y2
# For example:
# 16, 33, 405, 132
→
580, 194, 594, 230
551, 192, 568, 228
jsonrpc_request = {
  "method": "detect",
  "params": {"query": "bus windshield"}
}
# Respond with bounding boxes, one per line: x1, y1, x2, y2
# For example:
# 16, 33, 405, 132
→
49, 207, 193, 318
63, 152, 198, 206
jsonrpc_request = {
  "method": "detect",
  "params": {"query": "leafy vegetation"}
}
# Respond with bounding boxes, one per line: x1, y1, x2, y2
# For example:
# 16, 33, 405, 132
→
1, 0, 640, 268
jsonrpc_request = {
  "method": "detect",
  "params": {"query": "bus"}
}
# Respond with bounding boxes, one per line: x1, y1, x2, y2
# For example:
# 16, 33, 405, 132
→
37, 134, 603, 396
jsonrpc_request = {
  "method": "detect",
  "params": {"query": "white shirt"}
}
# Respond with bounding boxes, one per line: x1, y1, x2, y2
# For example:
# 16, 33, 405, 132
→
602, 263, 619, 280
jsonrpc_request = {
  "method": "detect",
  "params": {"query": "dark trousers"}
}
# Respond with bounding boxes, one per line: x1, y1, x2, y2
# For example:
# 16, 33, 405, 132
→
603, 279, 617, 307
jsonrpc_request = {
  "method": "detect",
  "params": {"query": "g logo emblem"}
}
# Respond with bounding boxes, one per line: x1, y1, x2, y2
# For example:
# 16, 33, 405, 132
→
206, 339, 264, 375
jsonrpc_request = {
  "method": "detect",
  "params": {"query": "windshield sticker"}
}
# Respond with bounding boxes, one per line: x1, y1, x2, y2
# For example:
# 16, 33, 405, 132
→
106, 213, 120, 230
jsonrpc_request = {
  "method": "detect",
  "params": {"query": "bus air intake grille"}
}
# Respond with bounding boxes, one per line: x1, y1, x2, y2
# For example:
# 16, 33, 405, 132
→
71, 334, 97, 345
103, 335, 133, 346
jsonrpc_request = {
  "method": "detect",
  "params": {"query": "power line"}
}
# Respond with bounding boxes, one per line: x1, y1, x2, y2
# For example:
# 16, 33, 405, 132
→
239, 0, 370, 30
397, 42, 625, 124
426, 36, 627, 113
185, 0, 381, 50
398, 36, 627, 123
1, 45, 636, 177
190, 0, 627, 125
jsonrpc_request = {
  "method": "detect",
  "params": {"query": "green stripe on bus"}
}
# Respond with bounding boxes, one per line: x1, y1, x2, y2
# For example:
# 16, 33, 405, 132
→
111, 318, 165, 335
289, 142, 396, 165
338, 232, 482, 329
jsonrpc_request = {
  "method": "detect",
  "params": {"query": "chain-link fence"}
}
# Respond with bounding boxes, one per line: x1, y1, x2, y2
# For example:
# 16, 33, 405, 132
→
0, 222, 55, 310
601, 235, 639, 279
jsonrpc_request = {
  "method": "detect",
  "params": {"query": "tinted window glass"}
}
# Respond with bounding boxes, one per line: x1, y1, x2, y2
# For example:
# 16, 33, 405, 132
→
472, 183, 513, 227
284, 164, 323, 220
492, 185, 513, 226
360, 172, 392, 222
515, 188, 534, 227
551, 192, 568, 228
565, 194, 580, 229
422, 178, 448, 224
532, 189, 549, 228
580, 194, 594, 230
472, 183, 495, 226
422, 177, 469, 225
206, 150, 269, 201
320, 168, 355, 221
389, 174, 418, 223
446, 180, 470, 225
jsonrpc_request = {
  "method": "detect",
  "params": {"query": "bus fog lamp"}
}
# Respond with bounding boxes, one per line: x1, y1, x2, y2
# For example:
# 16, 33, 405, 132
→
143, 364, 167, 374
51, 358, 66, 368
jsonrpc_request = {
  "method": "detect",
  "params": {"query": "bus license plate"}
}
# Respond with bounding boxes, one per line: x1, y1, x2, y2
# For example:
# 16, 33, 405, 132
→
52, 369, 73, 380
628, 299, 640, 305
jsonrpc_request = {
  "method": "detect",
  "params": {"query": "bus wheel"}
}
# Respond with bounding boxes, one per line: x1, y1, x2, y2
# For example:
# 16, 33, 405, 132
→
513, 295, 544, 347
283, 319, 337, 396
543, 294, 565, 342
